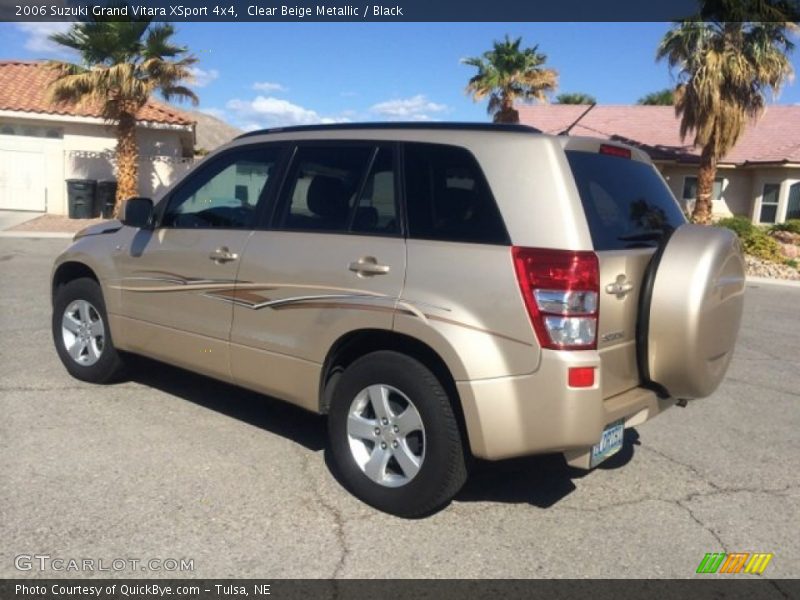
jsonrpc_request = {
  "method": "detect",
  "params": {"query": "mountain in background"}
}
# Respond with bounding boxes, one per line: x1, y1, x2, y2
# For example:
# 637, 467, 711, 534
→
190, 110, 242, 154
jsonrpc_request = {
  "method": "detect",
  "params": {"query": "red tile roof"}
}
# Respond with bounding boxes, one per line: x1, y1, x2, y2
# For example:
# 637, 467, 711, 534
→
517, 104, 800, 165
0, 60, 194, 126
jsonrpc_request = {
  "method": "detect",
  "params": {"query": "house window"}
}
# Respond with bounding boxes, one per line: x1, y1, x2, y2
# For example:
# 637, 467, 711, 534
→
759, 184, 780, 224
0, 124, 15, 135
682, 176, 723, 201
787, 182, 800, 221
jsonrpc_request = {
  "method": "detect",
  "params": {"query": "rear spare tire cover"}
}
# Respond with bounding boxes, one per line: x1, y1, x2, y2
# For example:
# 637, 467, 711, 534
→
644, 224, 745, 399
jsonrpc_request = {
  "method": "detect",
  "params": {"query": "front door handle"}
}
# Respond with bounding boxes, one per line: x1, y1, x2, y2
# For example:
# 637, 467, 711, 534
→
209, 247, 239, 264
348, 256, 390, 276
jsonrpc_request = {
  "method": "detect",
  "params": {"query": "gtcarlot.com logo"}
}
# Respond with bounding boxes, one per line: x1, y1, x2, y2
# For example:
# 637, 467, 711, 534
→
14, 554, 195, 573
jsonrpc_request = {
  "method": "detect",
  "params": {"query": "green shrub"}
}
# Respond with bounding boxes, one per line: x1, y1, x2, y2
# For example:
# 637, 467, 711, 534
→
770, 219, 800, 235
742, 229, 783, 262
785, 259, 799, 270
716, 216, 756, 238
714, 216, 783, 262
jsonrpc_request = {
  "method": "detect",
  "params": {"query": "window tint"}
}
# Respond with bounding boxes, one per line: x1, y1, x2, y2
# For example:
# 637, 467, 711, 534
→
276, 145, 373, 232
352, 147, 398, 235
163, 147, 281, 229
566, 150, 686, 250
404, 143, 508, 244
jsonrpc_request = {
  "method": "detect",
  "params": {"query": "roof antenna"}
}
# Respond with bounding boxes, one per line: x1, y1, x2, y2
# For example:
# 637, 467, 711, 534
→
559, 103, 596, 135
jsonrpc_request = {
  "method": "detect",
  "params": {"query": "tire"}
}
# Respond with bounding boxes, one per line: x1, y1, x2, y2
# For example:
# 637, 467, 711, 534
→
52, 277, 125, 383
328, 351, 468, 518
639, 224, 745, 399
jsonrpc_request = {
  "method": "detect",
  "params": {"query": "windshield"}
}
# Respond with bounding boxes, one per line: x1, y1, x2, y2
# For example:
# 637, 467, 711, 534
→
566, 150, 687, 250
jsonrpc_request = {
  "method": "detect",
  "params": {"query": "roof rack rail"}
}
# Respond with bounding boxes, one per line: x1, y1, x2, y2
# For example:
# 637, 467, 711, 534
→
235, 121, 542, 140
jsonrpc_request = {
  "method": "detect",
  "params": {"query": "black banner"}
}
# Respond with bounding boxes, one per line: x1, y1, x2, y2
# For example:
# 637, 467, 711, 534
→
1, 0, 800, 22
2, 580, 800, 600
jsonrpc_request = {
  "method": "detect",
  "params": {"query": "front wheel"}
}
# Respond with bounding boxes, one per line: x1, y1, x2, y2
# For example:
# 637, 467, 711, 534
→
327, 351, 468, 517
52, 277, 126, 383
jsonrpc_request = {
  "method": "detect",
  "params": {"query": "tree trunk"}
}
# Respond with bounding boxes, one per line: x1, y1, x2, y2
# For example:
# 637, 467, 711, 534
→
692, 142, 717, 225
114, 108, 139, 219
493, 94, 520, 124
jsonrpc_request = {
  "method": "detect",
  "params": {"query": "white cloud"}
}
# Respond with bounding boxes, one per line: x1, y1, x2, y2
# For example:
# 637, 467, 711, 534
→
226, 95, 348, 128
187, 67, 219, 88
370, 94, 448, 121
252, 81, 287, 93
15, 22, 73, 56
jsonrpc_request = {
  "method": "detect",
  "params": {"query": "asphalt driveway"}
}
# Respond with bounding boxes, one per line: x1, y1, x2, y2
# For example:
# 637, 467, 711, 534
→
1, 238, 798, 580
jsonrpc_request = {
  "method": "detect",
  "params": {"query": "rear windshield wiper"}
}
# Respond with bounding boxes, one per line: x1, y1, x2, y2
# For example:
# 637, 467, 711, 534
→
617, 230, 665, 242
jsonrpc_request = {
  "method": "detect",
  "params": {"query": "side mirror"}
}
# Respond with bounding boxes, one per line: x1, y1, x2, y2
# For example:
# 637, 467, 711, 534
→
121, 197, 154, 229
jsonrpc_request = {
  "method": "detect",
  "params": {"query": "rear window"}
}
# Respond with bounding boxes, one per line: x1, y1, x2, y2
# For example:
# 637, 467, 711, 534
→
566, 150, 686, 250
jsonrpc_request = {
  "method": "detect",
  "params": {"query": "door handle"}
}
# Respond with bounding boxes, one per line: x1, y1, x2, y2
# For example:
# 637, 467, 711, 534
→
605, 275, 634, 297
209, 247, 239, 263
348, 256, 390, 276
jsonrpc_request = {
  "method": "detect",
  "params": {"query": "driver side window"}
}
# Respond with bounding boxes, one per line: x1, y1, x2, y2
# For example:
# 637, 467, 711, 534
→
162, 147, 281, 229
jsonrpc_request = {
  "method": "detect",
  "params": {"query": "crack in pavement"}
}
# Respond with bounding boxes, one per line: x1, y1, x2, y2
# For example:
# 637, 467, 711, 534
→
0, 385, 95, 392
296, 448, 350, 579
553, 443, 798, 556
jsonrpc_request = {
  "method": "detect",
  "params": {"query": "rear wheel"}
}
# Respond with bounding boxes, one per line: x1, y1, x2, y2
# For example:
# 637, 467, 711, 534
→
328, 351, 468, 517
52, 277, 125, 383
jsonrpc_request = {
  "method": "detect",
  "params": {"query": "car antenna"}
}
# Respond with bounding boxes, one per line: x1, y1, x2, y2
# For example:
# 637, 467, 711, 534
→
559, 103, 596, 135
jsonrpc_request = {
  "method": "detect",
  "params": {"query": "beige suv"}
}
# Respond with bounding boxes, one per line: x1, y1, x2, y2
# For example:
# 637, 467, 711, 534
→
51, 123, 745, 517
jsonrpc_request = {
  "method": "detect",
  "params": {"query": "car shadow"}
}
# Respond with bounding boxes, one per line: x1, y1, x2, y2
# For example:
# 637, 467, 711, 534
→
124, 355, 327, 452
121, 356, 641, 510
455, 428, 641, 508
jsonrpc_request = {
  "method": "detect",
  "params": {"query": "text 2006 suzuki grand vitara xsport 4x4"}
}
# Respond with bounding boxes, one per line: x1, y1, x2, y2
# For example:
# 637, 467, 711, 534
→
51, 123, 745, 517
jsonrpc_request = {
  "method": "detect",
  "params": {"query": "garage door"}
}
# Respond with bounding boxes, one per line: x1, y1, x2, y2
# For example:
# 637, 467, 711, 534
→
0, 148, 46, 211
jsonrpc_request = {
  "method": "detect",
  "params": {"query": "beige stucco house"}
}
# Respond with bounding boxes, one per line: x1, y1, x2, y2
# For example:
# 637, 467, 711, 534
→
0, 60, 196, 215
518, 104, 800, 225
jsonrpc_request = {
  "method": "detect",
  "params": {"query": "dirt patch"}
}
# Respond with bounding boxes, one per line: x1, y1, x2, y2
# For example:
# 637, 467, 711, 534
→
8, 214, 109, 233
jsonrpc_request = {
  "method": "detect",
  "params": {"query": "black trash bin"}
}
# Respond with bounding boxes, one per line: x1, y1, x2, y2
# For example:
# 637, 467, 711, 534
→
96, 180, 118, 219
66, 179, 97, 219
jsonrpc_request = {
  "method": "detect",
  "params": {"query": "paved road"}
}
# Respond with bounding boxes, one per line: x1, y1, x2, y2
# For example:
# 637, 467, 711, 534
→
1, 238, 798, 580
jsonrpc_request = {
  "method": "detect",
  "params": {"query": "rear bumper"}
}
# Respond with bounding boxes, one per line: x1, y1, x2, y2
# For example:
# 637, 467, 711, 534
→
456, 351, 676, 463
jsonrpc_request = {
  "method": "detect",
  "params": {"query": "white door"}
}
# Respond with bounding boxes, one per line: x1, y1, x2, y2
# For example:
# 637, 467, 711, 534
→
0, 147, 46, 211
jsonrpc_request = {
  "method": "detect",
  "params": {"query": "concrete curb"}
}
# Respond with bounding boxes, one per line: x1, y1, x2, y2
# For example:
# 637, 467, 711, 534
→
747, 275, 800, 288
0, 231, 74, 239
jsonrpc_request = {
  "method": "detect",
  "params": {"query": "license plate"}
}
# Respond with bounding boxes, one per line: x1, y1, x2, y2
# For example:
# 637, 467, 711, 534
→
590, 419, 625, 468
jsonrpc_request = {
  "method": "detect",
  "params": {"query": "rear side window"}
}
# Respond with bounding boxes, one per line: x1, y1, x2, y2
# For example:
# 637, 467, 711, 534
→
404, 143, 509, 245
274, 144, 400, 235
566, 150, 686, 250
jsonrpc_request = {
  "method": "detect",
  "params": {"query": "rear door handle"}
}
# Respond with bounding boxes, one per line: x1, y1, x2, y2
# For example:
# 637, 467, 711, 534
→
209, 247, 239, 263
348, 256, 390, 276
605, 275, 634, 297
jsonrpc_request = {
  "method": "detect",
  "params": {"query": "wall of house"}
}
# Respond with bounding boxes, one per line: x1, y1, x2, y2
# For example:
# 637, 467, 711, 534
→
0, 114, 192, 214
657, 163, 800, 224
749, 167, 800, 225
658, 164, 753, 218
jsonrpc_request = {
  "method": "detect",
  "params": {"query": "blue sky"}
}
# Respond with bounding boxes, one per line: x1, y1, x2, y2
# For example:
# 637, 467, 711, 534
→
3, 22, 800, 130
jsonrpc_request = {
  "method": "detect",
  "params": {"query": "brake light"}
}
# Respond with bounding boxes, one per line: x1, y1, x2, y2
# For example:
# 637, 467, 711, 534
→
512, 247, 600, 350
599, 144, 631, 159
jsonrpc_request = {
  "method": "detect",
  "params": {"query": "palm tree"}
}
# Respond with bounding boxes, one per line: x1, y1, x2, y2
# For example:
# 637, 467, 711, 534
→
463, 36, 558, 123
556, 92, 596, 105
48, 18, 198, 216
657, 20, 794, 223
637, 88, 675, 105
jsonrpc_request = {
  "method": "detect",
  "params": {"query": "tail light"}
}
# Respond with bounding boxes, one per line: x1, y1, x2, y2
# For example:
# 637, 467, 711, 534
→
512, 247, 600, 350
